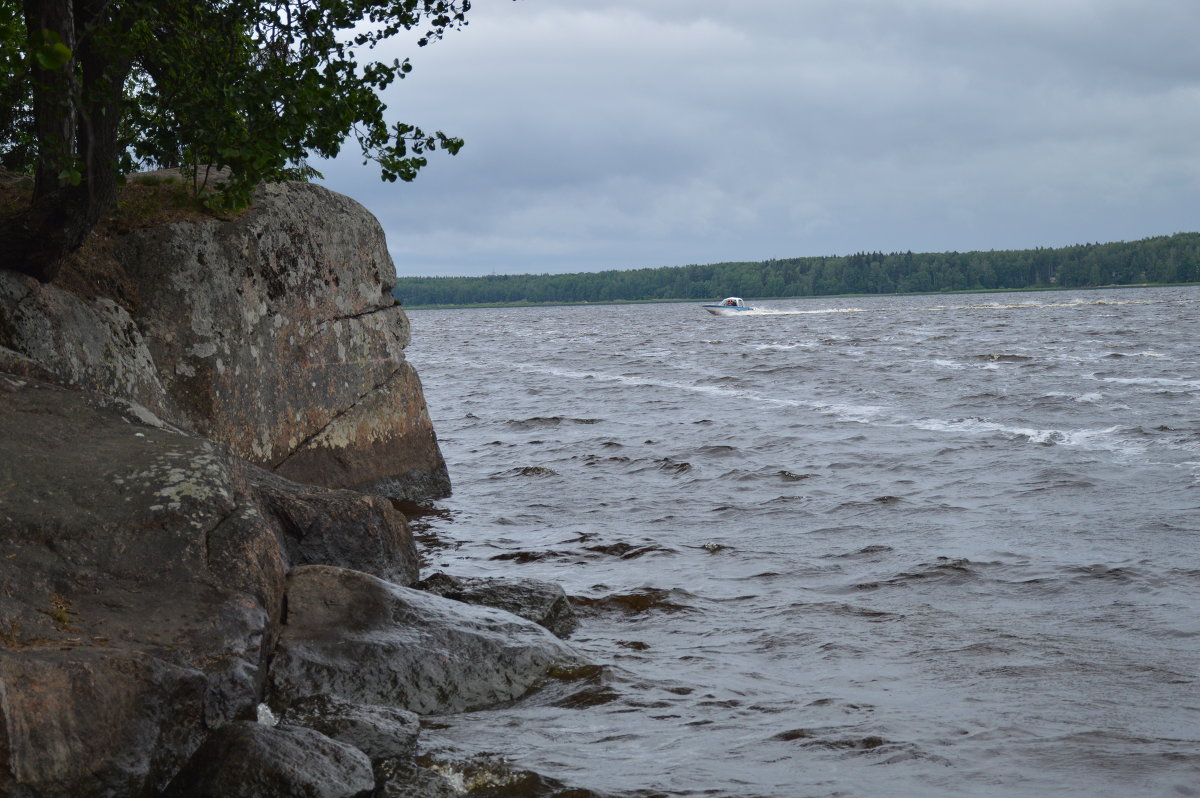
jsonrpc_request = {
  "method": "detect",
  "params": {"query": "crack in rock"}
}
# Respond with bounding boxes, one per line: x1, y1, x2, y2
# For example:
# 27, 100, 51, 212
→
270, 365, 404, 470
319, 303, 401, 326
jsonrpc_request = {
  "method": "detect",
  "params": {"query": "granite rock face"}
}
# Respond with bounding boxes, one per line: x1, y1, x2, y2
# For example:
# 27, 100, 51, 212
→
0, 270, 170, 416
0, 373, 284, 797
0, 374, 421, 797
0, 178, 449, 502
0, 176, 601, 796
116, 181, 448, 501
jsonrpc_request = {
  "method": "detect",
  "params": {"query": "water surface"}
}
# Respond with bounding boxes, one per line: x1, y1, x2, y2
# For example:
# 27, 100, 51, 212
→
405, 287, 1200, 798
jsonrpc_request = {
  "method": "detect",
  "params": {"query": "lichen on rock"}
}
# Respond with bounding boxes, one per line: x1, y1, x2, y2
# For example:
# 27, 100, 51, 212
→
0, 176, 597, 798
0, 176, 450, 504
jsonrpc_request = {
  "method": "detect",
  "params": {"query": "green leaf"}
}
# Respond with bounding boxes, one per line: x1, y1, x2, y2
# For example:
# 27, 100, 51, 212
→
33, 30, 72, 70
57, 167, 81, 186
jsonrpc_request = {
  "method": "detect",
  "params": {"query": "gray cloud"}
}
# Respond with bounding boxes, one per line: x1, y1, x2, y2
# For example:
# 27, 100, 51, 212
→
314, 0, 1200, 277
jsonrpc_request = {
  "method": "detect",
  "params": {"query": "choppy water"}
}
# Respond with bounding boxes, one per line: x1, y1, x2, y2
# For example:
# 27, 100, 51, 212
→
403, 286, 1200, 798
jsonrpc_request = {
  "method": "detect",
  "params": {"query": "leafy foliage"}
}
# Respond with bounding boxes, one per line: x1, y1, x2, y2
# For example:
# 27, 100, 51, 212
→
0, 0, 35, 172
1, 0, 477, 206
391, 234, 1200, 306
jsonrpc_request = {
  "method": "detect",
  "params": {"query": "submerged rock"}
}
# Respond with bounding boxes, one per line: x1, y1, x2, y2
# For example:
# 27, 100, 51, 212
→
376, 761, 461, 798
269, 565, 586, 715
416, 753, 613, 798
416, 571, 579, 638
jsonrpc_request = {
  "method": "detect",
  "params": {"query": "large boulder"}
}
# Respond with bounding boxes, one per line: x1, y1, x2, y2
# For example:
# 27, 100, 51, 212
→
115, 179, 449, 501
0, 372, 284, 797
268, 566, 586, 715
0, 177, 450, 502
252, 471, 418, 586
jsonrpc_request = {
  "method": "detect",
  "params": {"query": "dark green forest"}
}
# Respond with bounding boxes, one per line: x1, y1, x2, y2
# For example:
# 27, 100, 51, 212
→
392, 233, 1200, 307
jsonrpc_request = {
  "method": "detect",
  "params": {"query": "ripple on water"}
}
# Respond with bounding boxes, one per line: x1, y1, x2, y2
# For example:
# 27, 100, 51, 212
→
404, 288, 1200, 798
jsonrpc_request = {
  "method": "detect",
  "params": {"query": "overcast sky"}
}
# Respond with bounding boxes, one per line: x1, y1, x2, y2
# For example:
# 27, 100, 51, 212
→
313, 0, 1200, 278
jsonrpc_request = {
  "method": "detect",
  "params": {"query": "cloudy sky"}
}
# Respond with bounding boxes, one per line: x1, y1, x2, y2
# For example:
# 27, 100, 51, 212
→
314, 0, 1200, 278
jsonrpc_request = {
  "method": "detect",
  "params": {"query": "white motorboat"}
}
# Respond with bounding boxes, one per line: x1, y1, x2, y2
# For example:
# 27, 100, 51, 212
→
701, 297, 756, 316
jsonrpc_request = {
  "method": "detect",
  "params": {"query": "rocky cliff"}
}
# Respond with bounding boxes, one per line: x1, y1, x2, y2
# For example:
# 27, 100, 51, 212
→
0, 179, 590, 797
1, 177, 449, 502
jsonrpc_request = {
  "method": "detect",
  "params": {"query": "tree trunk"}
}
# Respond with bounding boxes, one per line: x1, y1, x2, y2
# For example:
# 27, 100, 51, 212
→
0, 0, 126, 282
24, 0, 74, 197
0, 189, 94, 282
72, 0, 126, 236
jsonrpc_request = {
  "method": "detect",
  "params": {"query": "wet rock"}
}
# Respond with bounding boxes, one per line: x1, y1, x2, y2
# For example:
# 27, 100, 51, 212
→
279, 694, 420, 764
253, 470, 419, 585
376, 761, 460, 798
269, 565, 586, 714
417, 754, 612, 798
416, 571, 579, 638
161, 721, 374, 798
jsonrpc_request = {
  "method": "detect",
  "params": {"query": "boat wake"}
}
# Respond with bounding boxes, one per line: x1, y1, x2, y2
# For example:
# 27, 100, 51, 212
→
733, 296, 1200, 316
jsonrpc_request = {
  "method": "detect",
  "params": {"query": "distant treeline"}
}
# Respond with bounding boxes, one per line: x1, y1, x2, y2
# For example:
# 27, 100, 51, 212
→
392, 233, 1200, 307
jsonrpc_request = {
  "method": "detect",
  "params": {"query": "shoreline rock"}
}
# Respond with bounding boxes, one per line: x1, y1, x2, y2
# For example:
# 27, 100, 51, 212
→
0, 372, 284, 796
0, 371, 594, 796
416, 571, 580, 639
0, 177, 600, 797
269, 565, 584, 715
1, 178, 450, 503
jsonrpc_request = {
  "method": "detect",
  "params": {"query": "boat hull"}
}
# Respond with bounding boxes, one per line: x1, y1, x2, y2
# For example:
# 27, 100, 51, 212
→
702, 305, 755, 316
